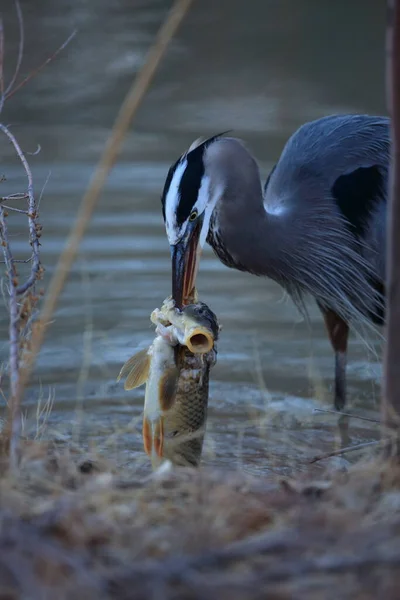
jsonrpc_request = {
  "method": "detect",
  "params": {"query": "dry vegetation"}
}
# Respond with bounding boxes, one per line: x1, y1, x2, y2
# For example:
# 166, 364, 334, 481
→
0, 442, 398, 599
0, 2, 44, 469
0, 1, 399, 599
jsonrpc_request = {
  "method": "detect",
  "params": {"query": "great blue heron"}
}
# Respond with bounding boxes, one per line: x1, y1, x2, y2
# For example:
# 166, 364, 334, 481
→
161, 114, 389, 410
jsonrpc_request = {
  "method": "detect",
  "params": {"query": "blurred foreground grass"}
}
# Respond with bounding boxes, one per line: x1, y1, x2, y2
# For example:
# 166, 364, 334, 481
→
0, 437, 398, 599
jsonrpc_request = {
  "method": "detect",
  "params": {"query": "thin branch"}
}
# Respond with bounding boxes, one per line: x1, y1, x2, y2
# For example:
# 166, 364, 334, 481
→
37, 170, 51, 210
0, 193, 29, 202
1, 205, 28, 214
313, 407, 381, 424
0, 0, 44, 473
4, 0, 24, 96
309, 439, 380, 464
0, 257, 32, 264
14, 0, 194, 408
0, 208, 21, 470
25, 143, 41, 156
5, 29, 78, 102
0, 124, 41, 296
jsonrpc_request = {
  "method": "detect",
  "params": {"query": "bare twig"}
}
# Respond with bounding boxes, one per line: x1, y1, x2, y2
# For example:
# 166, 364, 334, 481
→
309, 439, 381, 464
0, 193, 29, 202
14, 0, 194, 409
37, 171, 51, 210
0, 256, 33, 264
0, 124, 41, 296
313, 407, 381, 425
26, 143, 41, 156
0, 1, 68, 469
5, 29, 77, 102
0, 207, 21, 469
4, 0, 24, 96
1, 205, 28, 214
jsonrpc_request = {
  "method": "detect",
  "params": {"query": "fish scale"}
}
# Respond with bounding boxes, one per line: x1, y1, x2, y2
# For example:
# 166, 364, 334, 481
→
159, 347, 217, 467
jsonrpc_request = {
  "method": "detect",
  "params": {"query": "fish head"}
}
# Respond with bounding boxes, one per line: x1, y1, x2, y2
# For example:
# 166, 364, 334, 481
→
180, 302, 220, 353
182, 302, 219, 339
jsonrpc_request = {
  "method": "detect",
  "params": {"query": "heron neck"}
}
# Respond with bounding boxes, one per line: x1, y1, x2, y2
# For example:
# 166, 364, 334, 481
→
209, 182, 293, 284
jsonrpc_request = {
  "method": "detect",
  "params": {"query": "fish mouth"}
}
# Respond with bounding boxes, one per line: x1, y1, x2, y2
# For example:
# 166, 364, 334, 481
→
171, 217, 203, 309
185, 327, 214, 354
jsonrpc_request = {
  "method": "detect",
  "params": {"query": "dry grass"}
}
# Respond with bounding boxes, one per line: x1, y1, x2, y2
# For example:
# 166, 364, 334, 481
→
0, 439, 397, 599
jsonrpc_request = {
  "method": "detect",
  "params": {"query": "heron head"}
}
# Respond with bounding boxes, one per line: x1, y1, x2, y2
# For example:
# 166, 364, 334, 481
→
161, 133, 227, 307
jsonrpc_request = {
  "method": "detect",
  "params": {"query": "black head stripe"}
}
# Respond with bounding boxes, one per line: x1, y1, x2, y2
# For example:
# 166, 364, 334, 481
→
161, 131, 231, 226
176, 144, 206, 226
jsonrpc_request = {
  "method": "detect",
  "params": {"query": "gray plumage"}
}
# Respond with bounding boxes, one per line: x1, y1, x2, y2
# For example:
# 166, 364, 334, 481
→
163, 114, 390, 409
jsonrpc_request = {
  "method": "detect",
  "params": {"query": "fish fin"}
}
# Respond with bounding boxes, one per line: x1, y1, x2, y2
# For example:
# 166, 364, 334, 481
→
159, 366, 179, 411
117, 348, 151, 390
153, 417, 165, 457
142, 417, 152, 455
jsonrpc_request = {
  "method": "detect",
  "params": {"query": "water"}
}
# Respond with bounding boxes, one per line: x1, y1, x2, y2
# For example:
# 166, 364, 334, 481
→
0, 0, 386, 474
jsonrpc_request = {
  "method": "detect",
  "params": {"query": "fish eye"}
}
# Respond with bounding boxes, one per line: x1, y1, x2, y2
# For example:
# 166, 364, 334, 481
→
189, 210, 198, 222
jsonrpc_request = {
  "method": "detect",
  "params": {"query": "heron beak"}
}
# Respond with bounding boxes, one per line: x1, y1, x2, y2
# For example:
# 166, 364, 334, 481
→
171, 216, 204, 308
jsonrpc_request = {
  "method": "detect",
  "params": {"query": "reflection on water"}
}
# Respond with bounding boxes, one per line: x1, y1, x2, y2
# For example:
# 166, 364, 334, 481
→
0, 0, 386, 474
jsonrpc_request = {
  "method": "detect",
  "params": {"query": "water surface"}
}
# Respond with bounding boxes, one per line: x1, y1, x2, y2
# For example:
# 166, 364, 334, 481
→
0, 0, 386, 474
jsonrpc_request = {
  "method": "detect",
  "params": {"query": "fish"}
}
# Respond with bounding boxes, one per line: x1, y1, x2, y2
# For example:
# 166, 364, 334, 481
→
117, 295, 220, 468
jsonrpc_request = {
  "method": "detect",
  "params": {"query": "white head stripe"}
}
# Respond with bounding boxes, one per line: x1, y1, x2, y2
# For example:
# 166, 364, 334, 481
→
165, 158, 188, 245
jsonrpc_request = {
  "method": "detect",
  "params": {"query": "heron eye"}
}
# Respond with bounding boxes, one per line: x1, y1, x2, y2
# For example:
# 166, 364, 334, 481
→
189, 210, 198, 222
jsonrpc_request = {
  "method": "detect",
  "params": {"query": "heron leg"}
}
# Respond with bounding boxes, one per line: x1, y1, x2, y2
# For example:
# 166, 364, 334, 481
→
318, 306, 349, 411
